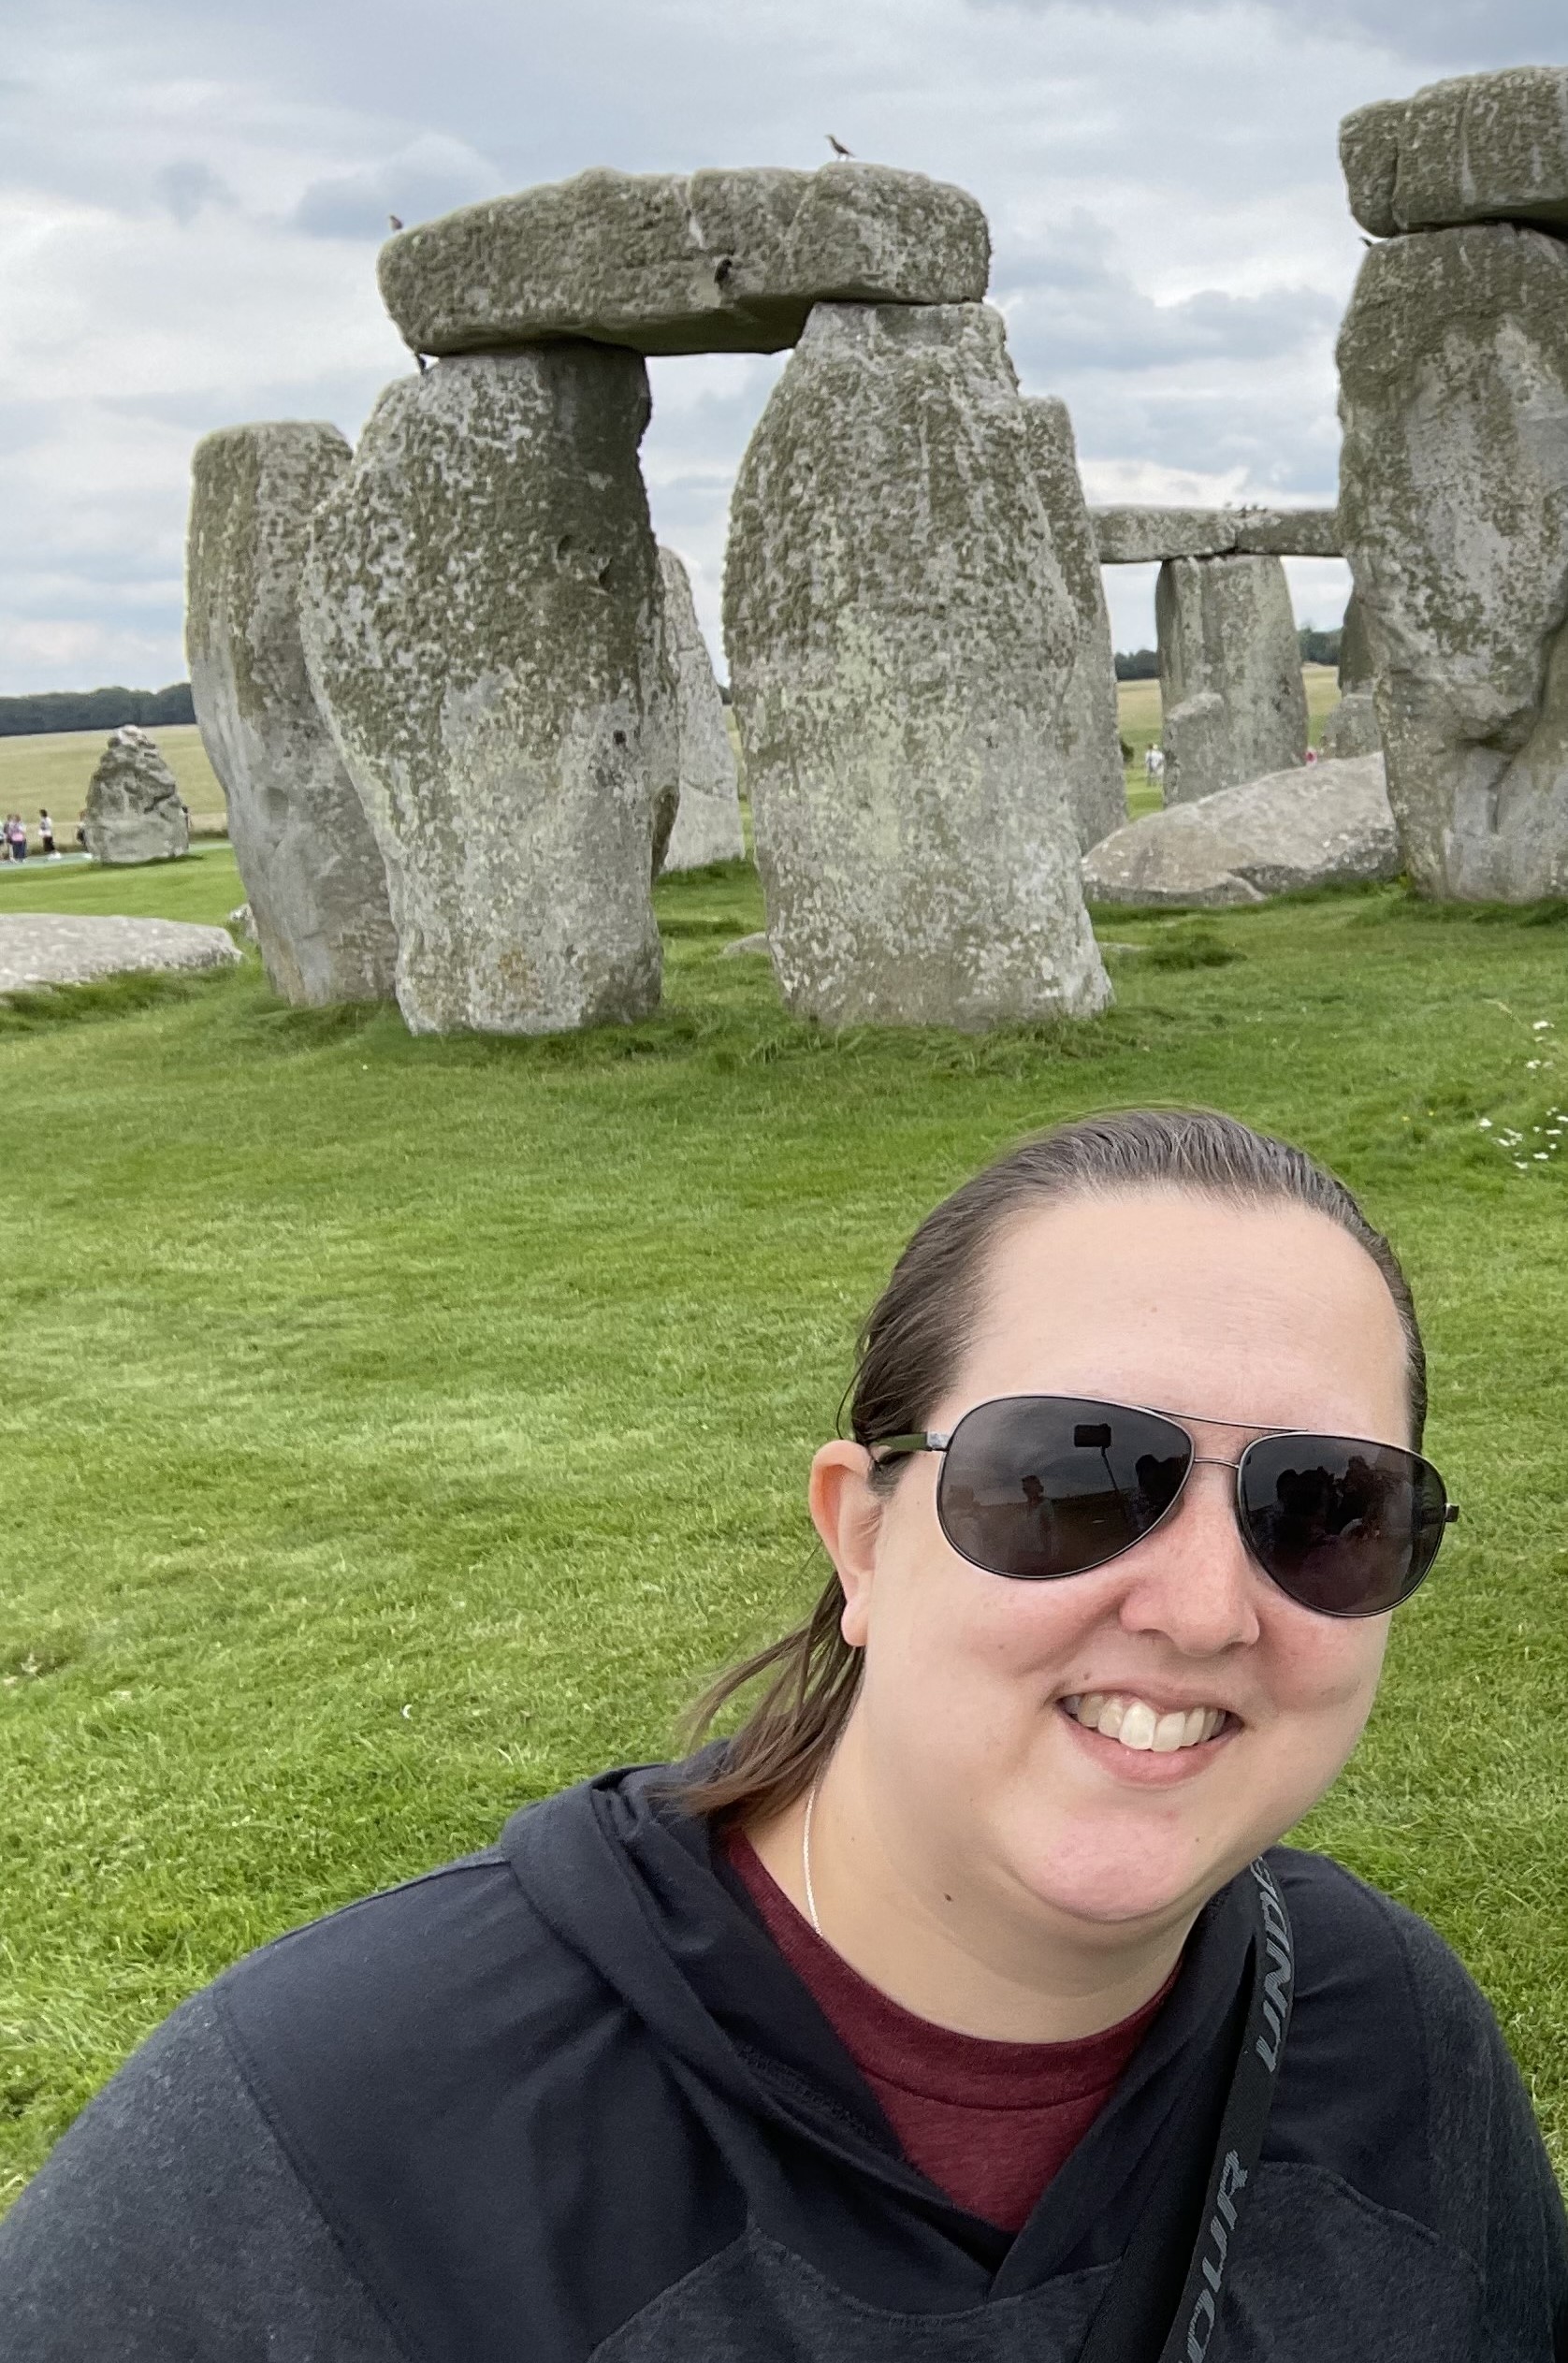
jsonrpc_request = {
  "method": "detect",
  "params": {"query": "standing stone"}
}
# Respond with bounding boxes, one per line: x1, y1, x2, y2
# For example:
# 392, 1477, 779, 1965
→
83, 729, 189, 863
724, 301, 1110, 1029
300, 350, 665, 1034
1338, 224, 1568, 898
186, 423, 397, 1007
1319, 589, 1381, 761
1154, 555, 1308, 805
652, 548, 745, 873
1024, 399, 1126, 850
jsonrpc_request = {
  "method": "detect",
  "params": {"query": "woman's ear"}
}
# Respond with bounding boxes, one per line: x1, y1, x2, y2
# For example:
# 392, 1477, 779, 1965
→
807, 1441, 883, 1647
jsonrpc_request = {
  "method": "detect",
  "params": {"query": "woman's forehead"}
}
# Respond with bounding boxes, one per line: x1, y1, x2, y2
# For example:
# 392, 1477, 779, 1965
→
952, 1191, 1410, 1434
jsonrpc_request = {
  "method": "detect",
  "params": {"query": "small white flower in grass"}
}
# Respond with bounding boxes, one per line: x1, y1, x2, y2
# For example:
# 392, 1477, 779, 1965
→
1478, 1117, 1494, 1129
1527, 1059, 1544, 1071
1516, 1159, 1531, 1169
400, 1703, 412, 1719
1535, 1020, 1553, 1031
1536, 1153, 1551, 1162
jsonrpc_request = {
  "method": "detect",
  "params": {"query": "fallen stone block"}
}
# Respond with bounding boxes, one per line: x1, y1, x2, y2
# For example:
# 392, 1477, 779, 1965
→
1342, 68, 1568, 239
725, 299, 1109, 1030
83, 729, 189, 864
379, 164, 990, 359
1082, 753, 1398, 907
0, 914, 240, 993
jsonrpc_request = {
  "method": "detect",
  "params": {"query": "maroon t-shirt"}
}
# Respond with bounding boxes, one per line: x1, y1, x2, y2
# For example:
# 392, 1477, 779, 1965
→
723, 1827, 1172, 2234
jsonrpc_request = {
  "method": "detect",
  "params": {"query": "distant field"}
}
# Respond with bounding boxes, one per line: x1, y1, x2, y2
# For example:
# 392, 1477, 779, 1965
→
1120, 663, 1343, 819
0, 679, 1346, 848
0, 725, 226, 838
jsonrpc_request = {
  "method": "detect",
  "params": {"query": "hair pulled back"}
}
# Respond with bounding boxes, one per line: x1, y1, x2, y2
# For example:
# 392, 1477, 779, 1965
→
675, 1107, 1426, 1826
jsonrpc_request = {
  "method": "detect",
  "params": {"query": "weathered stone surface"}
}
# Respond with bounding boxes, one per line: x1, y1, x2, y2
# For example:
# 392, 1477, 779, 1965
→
1082, 753, 1398, 907
1340, 97, 1407, 239
1338, 224, 1568, 898
724, 300, 1110, 1030
300, 349, 666, 1033
226, 903, 258, 943
379, 165, 990, 359
186, 422, 397, 1007
0, 913, 239, 993
1092, 506, 1341, 563
652, 548, 746, 872
1025, 399, 1125, 850
1320, 589, 1382, 758
83, 729, 189, 863
1342, 69, 1568, 238
1320, 692, 1381, 761
1155, 555, 1308, 805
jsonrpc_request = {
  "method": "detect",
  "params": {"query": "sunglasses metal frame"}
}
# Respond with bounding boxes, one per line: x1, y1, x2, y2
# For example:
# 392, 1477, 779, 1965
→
871, 1394, 1459, 1616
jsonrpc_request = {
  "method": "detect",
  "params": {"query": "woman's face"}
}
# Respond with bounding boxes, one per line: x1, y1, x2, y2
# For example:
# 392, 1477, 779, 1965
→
822, 1189, 1413, 1938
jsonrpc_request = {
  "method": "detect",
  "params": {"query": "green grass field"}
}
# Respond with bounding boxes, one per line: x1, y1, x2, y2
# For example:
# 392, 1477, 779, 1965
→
0, 724, 226, 848
5, 752, 1568, 2212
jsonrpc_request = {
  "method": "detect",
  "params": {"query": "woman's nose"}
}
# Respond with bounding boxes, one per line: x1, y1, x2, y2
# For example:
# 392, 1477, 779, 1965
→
1115, 1459, 1263, 1654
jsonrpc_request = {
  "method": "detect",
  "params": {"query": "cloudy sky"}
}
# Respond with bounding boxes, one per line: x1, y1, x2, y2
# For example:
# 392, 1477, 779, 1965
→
1, 0, 1561, 693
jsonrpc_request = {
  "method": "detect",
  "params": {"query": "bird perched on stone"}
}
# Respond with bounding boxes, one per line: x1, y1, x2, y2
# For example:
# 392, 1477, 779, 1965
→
825, 134, 853, 159
388, 212, 404, 231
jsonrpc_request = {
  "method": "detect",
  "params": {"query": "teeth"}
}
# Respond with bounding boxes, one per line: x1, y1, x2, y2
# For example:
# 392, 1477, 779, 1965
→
1066, 1694, 1226, 1754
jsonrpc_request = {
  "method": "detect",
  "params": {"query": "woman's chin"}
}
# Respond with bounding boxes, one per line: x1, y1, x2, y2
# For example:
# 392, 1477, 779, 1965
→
1002, 1823, 1234, 1934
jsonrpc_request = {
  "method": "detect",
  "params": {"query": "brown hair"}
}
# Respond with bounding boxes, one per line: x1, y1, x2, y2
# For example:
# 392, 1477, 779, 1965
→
675, 1107, 1426, 1825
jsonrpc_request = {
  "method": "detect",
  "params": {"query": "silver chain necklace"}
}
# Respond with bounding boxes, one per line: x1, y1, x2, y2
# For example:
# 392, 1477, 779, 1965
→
801, 1780, 822, 1935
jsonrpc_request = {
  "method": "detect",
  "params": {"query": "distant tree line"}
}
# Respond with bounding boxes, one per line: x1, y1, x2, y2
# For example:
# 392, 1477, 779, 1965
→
1114, 626, 1341, 683
0, 683, 196, 739
1296, 625, 1343, 667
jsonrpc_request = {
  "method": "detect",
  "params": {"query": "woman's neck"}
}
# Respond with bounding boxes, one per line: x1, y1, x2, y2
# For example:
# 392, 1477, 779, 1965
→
744, 1753, 1193, 2045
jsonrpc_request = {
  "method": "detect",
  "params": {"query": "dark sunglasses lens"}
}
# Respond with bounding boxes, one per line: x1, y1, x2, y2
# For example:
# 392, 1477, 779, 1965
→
1237, 1435, 1449, 1615
937, 1397, 1192, 1580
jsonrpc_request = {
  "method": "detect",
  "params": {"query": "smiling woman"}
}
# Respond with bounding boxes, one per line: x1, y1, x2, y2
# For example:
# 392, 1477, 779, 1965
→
1, 1109, 1564, 2363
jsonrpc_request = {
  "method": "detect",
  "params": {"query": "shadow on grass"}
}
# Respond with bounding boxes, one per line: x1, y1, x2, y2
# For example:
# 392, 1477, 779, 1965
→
0, 964, 239, 1035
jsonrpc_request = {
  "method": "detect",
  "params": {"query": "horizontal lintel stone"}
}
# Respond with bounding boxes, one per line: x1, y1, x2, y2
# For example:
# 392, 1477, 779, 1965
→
378, 163, 990, 358
1090, 507, 1341, 564
1341, 67, 1568, 237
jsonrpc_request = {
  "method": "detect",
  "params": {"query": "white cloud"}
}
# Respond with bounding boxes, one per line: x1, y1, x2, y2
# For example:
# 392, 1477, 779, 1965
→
0, 0, 1555, 687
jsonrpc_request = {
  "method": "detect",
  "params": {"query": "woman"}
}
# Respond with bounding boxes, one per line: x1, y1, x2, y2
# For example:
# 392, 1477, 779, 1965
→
4, 1109, 1565, 2359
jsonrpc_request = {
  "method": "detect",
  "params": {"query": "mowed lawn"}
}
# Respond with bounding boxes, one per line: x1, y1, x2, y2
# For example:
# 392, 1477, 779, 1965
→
5, 834, 1568, 2211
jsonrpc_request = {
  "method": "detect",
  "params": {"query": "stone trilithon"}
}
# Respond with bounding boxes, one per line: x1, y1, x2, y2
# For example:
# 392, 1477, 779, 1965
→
724, 300, 1110, 1031
299, 347, 667, 1036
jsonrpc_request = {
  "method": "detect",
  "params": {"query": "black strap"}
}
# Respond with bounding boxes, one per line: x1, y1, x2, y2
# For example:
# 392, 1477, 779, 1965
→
1076, 1857, 1296, 2363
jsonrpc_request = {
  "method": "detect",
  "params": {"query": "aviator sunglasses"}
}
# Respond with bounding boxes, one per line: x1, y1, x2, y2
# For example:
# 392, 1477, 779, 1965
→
873, 1395, 1458, 1617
